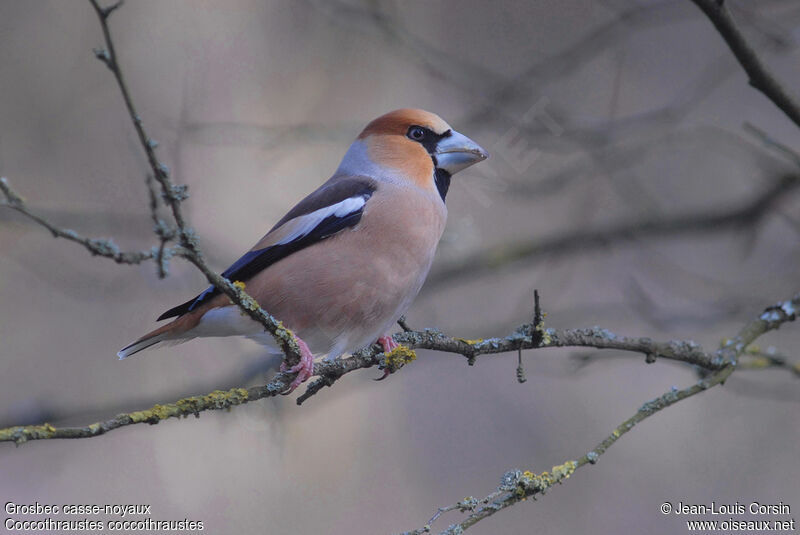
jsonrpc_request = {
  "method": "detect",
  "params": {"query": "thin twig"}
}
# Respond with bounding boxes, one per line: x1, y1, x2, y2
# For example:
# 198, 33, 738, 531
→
690, 0, 800, 129
397, 316, 413, 332
1, 177, 169, 265
86, 0, 304, 365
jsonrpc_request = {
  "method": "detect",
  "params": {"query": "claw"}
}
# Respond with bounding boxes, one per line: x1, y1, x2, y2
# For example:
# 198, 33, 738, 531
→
375, 335, 399, 380
280, 337, 314, 394
374, 369, 391, 381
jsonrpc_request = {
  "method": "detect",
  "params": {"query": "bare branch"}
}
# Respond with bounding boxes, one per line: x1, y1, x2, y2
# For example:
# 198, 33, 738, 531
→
0, 177, 170, 265
397, 315, 413, 332
690, 0, 800, 129
400, 292, 798, 534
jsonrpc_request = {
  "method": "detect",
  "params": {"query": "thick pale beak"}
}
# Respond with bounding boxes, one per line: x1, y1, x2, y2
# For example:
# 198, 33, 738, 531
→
435, 130, 489, 174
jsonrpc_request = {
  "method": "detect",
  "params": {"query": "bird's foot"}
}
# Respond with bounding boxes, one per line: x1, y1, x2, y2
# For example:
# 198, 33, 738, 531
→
379, 335, 400, 353
280, 337, 314, 394
375, 335, 399, 381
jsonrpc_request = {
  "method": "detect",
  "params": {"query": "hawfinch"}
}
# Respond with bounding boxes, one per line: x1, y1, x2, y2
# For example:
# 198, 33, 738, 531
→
118, 109, 488, 391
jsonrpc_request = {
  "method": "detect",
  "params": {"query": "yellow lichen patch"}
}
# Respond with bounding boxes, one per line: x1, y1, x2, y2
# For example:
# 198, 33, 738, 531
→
384, 345, 417, 373
550, 460, 577, 481
517, 461, 577, 497
127, 388, 250, 424
457, 497, 478, 512
243, 295, 260, 311
278, 322, 294, 339
457, 338, 484, 346
0, 423, 56, 444
128, 403, 174, 424
534, 320, 552, 345
233, 281, 261, 315
274, 323, 303, 354
176, 388, 250, 414
29, 423, 56, 438
517, 470, 544, 497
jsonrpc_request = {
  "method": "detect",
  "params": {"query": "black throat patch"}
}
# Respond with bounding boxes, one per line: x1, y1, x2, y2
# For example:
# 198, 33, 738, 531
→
434, 167, 452, 201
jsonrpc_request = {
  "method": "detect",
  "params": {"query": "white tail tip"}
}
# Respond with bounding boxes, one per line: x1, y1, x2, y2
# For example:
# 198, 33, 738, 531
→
117, 333, 168, 360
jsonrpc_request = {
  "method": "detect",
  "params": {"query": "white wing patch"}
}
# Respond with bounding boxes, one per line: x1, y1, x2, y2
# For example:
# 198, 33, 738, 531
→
274, 195, 367, 245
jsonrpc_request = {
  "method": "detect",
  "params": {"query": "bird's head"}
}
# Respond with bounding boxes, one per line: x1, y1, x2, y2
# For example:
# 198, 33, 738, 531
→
337, 109, 488, 200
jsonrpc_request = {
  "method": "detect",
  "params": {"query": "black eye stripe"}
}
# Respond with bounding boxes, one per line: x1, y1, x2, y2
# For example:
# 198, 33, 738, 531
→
407, 125, 449, 154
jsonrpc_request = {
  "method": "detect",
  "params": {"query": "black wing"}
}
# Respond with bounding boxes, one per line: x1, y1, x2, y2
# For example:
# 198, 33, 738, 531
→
156, 178, 376, 321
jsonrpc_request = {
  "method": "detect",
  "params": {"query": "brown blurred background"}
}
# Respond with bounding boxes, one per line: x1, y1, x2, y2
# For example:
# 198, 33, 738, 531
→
1, 1, 799, 533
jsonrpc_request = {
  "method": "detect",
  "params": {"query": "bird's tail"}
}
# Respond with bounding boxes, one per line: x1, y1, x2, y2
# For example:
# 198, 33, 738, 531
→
117, 321, 191, 360
117, 333, 169, 360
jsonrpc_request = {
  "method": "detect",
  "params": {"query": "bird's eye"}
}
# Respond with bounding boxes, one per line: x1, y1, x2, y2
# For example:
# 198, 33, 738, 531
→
408, 126, 426, 141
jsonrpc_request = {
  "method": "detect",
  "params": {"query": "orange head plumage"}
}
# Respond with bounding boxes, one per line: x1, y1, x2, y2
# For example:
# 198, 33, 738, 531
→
337, 108, 488, 199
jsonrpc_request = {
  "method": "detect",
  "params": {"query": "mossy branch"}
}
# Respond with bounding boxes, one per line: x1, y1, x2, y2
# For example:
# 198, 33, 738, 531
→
3, 293, 797, 447
0, 388, 251, 444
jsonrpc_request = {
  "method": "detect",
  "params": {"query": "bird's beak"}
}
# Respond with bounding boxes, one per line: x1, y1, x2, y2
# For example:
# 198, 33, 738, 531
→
435, 130, 489, 174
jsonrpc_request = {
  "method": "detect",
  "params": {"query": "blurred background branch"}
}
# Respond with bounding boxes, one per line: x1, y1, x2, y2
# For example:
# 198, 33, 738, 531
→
691, 0, 800, 128
427, 172, 799, 289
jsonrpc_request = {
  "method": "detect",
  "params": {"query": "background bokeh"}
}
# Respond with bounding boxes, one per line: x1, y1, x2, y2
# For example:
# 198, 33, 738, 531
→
1, 1, 799, 533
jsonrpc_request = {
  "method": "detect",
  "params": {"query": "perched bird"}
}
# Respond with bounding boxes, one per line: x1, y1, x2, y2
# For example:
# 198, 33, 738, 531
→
118, 109, 488, 391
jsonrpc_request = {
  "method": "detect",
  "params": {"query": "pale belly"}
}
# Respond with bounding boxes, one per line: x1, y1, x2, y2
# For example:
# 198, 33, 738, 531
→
195, 184, 446, 358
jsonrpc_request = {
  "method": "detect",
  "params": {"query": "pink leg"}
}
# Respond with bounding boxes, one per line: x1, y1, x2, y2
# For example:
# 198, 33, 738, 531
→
375, 335, 399, 381
379, 335, 399, 353
279, 337, 314, 394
